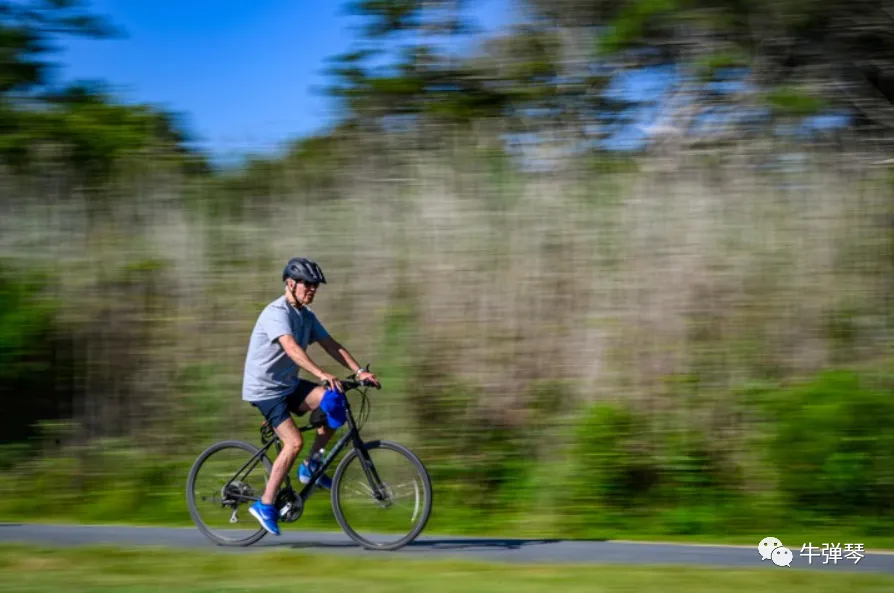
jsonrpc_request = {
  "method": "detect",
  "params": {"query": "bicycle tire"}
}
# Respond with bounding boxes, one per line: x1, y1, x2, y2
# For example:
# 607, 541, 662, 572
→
186, 439, 273, 547
330, 440, 433, 551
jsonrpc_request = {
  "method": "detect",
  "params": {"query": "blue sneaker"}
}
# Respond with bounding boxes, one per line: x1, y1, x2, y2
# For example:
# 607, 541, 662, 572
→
298, 453, 332, 490
248, 500, 280, 535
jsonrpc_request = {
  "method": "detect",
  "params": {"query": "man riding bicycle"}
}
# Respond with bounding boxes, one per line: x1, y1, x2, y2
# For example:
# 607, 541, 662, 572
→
242, 257, 379, 535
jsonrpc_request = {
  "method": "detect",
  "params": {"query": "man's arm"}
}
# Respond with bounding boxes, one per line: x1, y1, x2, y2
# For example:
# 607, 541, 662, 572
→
317, 335, 362, 374
277, 334, 341, 389
318, 335, 380, 387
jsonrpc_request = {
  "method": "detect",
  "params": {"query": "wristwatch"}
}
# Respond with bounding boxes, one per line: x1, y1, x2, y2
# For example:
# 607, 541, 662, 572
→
354, 368, 364, 378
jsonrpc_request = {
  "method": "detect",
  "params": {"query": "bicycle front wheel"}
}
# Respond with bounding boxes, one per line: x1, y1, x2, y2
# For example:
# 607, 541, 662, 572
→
186, 440, 273, 546
331, 440, 432, 551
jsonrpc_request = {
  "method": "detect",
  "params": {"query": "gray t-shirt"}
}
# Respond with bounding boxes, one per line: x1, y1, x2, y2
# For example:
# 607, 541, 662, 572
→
241, 295, 330, 402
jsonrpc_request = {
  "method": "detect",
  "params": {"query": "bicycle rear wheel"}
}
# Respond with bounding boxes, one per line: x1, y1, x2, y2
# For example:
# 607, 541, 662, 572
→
331, 440, 432, 551
186, 440, 273, 546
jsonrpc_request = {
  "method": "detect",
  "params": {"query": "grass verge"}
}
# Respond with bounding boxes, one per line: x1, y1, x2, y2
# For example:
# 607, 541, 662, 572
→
1, 544, 892, 593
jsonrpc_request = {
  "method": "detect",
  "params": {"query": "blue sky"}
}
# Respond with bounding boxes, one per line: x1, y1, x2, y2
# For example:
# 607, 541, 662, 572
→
57, 0, 517, 162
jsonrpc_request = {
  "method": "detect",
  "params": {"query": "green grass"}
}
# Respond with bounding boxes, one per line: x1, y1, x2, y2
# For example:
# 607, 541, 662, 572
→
1, 544, 892, 593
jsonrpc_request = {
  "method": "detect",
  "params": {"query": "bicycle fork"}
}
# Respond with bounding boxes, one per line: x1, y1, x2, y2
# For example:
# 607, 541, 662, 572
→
354, 440, 390, 505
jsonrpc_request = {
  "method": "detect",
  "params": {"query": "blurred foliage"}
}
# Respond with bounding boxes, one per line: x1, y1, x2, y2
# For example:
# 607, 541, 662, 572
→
3, 83, 204, 181
0, 1, 208, 184
761, 370, 894, 516
323, 0, 894, 153
0, 261, 77, 445
767, 86, 829, 117
0, 0, 118, 94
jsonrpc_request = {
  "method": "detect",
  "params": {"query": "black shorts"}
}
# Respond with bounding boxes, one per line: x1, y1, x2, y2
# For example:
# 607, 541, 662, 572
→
251, 379, 319, 429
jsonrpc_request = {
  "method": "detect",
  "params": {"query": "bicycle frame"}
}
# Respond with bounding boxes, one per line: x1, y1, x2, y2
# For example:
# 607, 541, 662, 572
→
223, 382, 385, 506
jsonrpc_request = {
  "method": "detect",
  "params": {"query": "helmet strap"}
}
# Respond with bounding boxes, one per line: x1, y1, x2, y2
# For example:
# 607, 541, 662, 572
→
287, 279, 303, 309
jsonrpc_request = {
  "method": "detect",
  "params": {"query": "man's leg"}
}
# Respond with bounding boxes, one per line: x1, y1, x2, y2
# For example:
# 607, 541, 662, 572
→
260, 416, 303, 505
291, 382, 340, 487
248, 396, 303, 535
296, 385, 336, 455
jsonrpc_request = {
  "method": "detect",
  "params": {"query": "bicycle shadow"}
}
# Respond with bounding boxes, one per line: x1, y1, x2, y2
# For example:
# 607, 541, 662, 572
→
406, 538, 563, 551
278, 541, 360, 550
276, 537, 565, 552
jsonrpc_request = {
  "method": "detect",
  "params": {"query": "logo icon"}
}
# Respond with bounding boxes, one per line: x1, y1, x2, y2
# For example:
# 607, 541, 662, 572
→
758, 536, 783, 561
772, 546, 794, 567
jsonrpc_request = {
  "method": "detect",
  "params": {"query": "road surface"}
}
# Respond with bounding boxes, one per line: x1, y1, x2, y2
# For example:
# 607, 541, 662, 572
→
1, 523, 891, 573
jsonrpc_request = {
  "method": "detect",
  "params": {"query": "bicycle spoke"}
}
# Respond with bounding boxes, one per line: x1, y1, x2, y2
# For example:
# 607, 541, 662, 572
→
187, 441, 273, 546
333, 441, 432, 550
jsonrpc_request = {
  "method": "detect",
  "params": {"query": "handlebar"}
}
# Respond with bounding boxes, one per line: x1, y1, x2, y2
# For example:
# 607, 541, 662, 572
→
319, 363, 381, 392
335, 377, 380, 391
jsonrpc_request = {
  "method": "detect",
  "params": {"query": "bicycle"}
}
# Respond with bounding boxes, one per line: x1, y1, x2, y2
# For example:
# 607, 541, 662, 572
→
185, 370, 433, 551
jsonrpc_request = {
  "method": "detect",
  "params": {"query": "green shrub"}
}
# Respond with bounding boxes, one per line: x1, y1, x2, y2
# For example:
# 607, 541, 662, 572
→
765, 369, 894, 516
558, 402, 659, 533
0, 261, 76, 444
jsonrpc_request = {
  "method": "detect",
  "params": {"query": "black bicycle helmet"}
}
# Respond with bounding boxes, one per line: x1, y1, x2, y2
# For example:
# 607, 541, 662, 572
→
282, 257, 327, 284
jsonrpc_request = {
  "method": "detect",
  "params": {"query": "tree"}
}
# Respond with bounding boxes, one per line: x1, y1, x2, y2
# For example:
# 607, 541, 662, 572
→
325, 1, 510, 129
322, 0, 894, 155
522, 0, 894, 142
0, 0, 118, 97
324, 0, 639, 159
0, 1, 207, 179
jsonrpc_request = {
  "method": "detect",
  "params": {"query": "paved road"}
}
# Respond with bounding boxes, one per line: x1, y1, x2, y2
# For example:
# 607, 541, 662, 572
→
1, 523, 892, 573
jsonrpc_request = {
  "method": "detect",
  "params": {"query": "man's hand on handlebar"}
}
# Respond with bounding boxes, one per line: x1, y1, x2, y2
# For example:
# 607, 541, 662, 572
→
356, 369, 380, 389
318, 372, 344, 393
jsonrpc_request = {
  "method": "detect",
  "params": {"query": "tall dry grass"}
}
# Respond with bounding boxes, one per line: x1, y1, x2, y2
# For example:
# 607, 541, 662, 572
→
2, 138, 893, 532
3, 141, 892, 438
